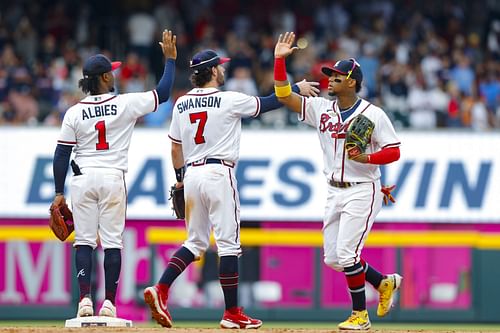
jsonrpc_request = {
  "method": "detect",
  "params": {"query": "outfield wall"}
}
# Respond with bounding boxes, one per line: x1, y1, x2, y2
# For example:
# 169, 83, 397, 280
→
1, 128, 498, 223
1, 219, 500, 322
1, 128, 499, 322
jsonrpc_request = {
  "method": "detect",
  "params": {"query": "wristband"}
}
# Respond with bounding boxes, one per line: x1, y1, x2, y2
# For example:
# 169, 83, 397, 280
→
274, 57, 287, 81
175, 166, 185, 182
275, 84, 292, 97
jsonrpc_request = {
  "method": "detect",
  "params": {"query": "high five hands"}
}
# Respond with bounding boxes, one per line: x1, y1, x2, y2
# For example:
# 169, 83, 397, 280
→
159, 29, 177, 60
275, 32, 299, 59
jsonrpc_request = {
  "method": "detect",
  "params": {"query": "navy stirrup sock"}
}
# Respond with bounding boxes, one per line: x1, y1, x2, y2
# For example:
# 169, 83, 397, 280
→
75, 245, 93, 300
159, 246, 195, 287
219, 255, 239, 310
344, 262, 366, 311
104, 248, 121, 304
360, 258, 384, 289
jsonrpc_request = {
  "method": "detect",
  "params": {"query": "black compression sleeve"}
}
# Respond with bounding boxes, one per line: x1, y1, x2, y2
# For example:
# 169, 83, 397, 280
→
258, 84, 300, 114
53, 144, 72, 194
156, 59, 176, 104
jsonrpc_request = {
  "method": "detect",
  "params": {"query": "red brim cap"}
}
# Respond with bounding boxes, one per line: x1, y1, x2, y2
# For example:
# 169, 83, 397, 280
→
111, 61, 122, 71
219, 57, 231, 65
321, 66, 348, 77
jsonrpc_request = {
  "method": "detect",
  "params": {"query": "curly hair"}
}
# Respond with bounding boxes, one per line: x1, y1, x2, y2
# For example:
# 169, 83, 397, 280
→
190, 67, 213, 87
78, 76, 100, 95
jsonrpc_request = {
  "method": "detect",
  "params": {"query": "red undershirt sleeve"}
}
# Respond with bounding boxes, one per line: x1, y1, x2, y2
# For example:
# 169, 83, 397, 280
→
369, 146, 400, 165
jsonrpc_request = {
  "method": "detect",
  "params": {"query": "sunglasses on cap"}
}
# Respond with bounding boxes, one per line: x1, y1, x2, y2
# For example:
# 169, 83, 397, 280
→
332, 58, 360, 83
346, 58, 360, 80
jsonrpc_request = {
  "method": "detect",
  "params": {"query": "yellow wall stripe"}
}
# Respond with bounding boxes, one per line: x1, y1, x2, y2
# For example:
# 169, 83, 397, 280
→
2, 226, 500, 249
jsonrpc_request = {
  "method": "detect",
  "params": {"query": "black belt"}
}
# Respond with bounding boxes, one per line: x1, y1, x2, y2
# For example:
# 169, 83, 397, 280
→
329, 180, 363, 188
186, 158, 235, 168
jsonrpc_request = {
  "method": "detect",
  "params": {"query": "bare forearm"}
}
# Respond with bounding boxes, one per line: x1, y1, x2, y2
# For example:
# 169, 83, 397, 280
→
171, 142, 184, 169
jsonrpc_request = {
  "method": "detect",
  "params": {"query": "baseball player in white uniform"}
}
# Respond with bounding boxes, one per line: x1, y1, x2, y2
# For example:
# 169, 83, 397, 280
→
143, 49, 319, 329
52, 30, 177, 318
273, 32, 402, 330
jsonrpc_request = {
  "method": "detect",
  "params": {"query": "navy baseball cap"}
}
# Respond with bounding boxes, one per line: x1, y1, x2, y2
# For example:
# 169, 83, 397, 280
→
321, 58, 363, 82
82, 54, 121, 77
190, 49, 230, 72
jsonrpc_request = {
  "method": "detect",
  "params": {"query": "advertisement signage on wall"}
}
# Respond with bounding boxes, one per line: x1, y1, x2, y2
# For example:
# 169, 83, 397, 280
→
0, 128, 497, 223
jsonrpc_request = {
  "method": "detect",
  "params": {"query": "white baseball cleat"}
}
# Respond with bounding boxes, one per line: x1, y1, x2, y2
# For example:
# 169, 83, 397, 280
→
77, 296, 94, 317
99, 299, 117, 317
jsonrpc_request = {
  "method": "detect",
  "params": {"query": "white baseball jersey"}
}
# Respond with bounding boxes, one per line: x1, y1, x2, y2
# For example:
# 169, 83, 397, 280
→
57, 90, 158, 250
299, 97, 400, 183
168, 87, 260, 258
58, 91, 159, 172
168, 87, 260, 164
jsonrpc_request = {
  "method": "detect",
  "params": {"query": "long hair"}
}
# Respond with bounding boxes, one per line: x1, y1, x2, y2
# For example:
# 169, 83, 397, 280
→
78, 76, 100, 95
190, 67, 213, 87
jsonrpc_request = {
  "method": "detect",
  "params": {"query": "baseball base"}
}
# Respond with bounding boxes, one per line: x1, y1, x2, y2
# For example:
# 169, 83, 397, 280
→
65, 316, 133, 327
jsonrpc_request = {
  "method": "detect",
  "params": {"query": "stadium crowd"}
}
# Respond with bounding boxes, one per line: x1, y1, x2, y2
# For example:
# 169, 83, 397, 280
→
0, 0, 499, 130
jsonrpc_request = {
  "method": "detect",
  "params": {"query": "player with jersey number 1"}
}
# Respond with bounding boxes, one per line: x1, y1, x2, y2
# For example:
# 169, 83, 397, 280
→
51, 29, 177, 319
273, 32, 403, 330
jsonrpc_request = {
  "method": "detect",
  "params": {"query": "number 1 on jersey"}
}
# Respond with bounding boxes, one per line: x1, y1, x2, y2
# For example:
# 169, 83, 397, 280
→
190, 111, 207, 144
95, 120, 110, 150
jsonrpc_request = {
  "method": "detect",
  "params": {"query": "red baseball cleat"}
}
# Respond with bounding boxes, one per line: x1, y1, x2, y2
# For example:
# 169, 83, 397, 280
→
220, 307, 262, 329
144, 285, 172, 328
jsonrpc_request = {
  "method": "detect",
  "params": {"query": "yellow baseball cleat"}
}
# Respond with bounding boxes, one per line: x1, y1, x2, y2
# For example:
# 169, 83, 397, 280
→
377, 273, 402, 317
338, 310, 371, 330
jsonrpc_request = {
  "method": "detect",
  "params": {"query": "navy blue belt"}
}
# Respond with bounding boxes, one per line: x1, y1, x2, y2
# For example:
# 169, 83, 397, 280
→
187, 158, 235, 168
329, 180, 363, 188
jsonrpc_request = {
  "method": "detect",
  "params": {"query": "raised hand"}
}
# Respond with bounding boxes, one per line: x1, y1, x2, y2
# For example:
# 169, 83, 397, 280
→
296, 79, 320, 97
159, 29, 177, 60
274, 32, 299, 59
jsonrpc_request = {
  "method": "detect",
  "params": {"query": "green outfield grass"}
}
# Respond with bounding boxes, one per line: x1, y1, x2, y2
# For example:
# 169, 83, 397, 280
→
1, 321, 500, 331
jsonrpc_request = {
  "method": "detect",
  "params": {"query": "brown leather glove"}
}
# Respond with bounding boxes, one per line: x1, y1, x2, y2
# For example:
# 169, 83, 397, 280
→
49, 201, 74, 241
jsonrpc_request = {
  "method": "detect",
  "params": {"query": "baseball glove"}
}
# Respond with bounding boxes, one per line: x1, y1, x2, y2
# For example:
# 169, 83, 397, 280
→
170, 185, 185, 219
49, 202, 74, 241
345, 114, 375, 159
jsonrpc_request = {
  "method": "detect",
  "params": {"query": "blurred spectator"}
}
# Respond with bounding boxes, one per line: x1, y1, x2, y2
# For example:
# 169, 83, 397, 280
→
119, 52, 148, 93
470, 96, 490, 131
407, 74, 437, 129
13, 17, 37, 65
0, 0, 498, 130
449, 52, 475, 96
127, 11, 157, 62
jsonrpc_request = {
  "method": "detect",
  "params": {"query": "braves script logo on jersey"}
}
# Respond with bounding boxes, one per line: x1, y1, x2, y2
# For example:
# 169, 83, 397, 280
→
319, 113, 349, 138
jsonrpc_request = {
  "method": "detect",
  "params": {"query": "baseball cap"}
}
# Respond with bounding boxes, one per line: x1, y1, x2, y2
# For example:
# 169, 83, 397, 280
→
321, 58, 363, 83
189, 49, 230, 72
82, 54, 121, 77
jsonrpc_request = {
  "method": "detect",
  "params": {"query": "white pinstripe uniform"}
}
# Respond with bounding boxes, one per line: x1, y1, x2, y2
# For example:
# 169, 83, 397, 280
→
169, 87, 261, 258
57, 91, 159, 249
298, 97, 400, 271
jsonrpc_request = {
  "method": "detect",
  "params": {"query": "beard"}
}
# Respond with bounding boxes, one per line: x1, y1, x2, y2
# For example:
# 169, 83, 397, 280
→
328, 91, 336, 97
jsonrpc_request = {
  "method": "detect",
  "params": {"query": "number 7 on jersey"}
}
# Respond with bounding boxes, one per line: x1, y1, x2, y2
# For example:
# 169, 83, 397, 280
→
189, 111, 207, 144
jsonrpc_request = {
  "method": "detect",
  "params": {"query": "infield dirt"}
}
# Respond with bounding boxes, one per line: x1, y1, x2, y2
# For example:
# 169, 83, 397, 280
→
0, 328, 492, 333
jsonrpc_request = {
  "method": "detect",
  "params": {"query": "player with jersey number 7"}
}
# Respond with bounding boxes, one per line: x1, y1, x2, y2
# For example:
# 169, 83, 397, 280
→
274, 32, 403, 330
143, 48, 320, 329
51, 29, 177, 319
